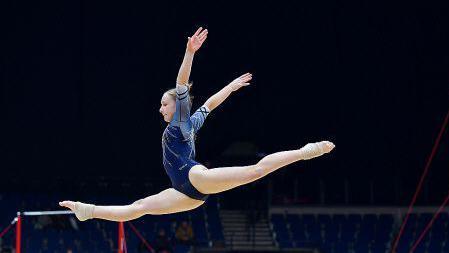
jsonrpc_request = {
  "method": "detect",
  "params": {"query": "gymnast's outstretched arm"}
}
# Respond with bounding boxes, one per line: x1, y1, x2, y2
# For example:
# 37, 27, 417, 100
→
204, 73, 253, 112
176, 27, 208, 86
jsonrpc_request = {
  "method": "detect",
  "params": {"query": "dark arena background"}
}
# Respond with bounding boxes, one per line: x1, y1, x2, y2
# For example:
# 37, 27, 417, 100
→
1, 0, 449, 253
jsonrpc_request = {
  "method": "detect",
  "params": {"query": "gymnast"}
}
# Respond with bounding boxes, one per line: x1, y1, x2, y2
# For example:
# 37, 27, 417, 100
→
59, 27, 335, 221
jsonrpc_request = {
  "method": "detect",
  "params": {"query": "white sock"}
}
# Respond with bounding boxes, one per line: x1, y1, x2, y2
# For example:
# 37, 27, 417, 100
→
299, 141, 333, 160
74, 202, 95, 221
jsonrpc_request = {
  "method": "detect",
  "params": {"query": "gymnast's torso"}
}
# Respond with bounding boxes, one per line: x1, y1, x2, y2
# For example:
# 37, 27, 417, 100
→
161, 84, 210, 200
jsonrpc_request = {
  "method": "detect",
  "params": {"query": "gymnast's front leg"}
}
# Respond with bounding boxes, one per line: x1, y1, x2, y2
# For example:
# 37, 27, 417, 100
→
189, 141, 335, 194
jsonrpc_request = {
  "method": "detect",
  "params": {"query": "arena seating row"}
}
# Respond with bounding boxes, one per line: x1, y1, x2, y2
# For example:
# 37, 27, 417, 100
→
0, 193, 224, 253
271, 212, 449, 253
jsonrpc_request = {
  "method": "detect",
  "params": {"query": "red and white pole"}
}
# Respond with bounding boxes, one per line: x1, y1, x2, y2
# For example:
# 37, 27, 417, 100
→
118, 222, 125, 253
15, 213, 21, 253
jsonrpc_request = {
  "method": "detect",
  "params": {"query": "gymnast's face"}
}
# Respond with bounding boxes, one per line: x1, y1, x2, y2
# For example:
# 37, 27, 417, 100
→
160, 93, 176, 123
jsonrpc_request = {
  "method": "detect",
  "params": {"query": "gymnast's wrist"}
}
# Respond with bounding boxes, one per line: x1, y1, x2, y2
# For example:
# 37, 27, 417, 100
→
185, 48, 196, 55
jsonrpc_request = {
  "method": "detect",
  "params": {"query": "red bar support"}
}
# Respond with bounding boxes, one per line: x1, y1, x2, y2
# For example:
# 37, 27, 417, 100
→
118, 222, 125, 253
16, 213, 21, 253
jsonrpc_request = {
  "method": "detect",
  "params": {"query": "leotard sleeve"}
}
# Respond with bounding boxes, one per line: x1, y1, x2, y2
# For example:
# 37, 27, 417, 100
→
170, 84, 193, 139
190, 105, 210, 133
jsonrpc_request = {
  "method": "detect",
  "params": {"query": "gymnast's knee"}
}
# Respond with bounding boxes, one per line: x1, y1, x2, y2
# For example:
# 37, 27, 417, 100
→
132, 197, 166, 216
131, 198, 154, 216
248, 164, 266, 181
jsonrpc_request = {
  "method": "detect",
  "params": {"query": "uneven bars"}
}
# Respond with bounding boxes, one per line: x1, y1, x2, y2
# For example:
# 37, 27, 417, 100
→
21, 210, 74, 216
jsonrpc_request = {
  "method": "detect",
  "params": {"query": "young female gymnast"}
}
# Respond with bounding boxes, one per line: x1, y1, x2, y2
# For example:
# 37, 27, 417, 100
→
59, 27, 335, 221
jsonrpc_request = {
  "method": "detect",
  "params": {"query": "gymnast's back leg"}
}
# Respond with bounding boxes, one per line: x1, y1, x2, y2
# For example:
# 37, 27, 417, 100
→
59, 188, 204, 222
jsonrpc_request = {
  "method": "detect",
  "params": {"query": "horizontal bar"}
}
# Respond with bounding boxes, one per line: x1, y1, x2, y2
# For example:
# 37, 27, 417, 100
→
22, 211, 74, 216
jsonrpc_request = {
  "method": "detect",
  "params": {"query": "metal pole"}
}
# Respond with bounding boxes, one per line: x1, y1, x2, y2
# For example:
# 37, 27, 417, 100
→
118, 222, 125, 253
16, 213, 21, 253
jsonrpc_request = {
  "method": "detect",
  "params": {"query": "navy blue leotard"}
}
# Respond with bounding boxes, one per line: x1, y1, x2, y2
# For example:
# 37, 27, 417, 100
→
162, 84, 210, 201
